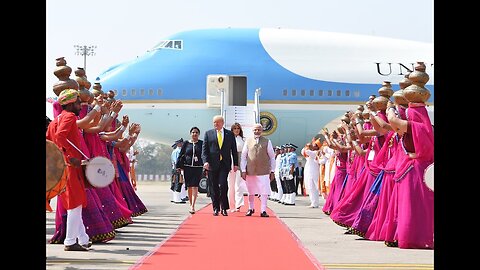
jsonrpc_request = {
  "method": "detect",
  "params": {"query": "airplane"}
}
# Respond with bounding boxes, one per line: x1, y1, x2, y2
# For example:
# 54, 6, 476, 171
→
49, 28, 434, 150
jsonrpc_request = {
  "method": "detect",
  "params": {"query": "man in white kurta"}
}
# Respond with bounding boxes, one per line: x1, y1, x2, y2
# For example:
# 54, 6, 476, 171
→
301, 143, 320, 208
241, 124, 276, 217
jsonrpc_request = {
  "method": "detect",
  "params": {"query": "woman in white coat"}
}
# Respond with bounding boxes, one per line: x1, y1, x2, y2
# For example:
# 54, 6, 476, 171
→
228, 123, 248, 212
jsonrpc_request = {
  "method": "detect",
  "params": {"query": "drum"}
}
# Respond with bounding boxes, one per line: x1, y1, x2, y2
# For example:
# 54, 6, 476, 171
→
84, 156, 115, 188
46, 139, 65, 192
423, 163, 434, 191
46, 165, 68, 202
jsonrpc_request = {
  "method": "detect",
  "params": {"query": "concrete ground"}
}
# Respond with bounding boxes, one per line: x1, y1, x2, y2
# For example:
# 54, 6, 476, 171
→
46, 181, 433, 270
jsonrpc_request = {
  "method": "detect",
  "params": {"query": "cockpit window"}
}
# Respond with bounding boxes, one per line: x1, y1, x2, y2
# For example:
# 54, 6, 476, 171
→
152, 40, 183, 50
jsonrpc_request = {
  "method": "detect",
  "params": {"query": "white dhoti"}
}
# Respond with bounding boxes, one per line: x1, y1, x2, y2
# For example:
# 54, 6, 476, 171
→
245, 174, 271, 195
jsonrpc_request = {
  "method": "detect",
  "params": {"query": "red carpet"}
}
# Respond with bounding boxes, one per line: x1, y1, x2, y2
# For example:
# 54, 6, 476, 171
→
131, 197, 324, 270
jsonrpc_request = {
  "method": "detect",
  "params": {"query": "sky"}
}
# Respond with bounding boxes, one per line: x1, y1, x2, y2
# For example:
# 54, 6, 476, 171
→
46, 0, 433, 98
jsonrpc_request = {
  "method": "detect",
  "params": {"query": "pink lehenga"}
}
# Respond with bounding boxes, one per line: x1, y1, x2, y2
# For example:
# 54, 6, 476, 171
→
330, 135, 382, 229
322, 151, 348, 215
350, 131, 396, 237
390, 104, 434, 249
113, 147, 148, 217
83, 131, 132, 228
364, 133, 401, 241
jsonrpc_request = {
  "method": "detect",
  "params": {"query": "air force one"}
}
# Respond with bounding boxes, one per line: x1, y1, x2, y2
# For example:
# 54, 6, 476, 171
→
86, 28, 434, 148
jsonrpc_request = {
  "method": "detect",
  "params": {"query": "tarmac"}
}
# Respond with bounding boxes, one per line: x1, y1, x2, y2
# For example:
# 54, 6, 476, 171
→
46, 181, 434, 270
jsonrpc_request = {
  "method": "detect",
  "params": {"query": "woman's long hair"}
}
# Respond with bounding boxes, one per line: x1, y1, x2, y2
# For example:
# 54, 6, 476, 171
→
230, 122, 243, 138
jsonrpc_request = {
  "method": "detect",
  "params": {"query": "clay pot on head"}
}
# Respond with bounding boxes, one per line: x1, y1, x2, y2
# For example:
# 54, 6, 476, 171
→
399, 73, 412, 89
53, 65, 72, 80
392, 90, 409, 106
408, 62, 429, 86
74, 67, 86, 77
52, 79, 80, 96
362, 110, 370, 120
372, 96, 390, 111
93, 82, 102, 91
378, 81, 394, 98
403, 84, 431, 103
56, 57, 67, 66
78, 88, 91, 103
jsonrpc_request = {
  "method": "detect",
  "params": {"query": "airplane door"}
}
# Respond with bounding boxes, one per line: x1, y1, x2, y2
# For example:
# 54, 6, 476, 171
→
228, 76, 247, 106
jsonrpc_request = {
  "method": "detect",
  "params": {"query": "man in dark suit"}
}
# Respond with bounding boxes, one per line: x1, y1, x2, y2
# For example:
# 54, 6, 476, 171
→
295, 161, 305, 196
202, 115, 239, 216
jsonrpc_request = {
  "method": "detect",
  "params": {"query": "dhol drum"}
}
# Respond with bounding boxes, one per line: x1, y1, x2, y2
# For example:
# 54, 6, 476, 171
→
46, 139, 65, 192
423, 163, 434, 191
84, 156, 115, 188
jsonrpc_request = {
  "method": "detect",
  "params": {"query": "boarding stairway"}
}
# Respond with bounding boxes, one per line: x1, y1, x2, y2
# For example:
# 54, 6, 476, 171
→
221, 88, 261, 136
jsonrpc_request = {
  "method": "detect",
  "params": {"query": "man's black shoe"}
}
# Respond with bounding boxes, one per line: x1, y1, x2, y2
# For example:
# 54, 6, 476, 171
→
213, 209, 219, 216
221, 209, 228, 216
260, 211, 269, 217
245, 209, 255, 216
64, 243, 89, 251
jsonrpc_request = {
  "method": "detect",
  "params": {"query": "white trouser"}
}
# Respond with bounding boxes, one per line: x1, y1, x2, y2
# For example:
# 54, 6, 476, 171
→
305, 174, 320, 207
228, 170, 246, 209
172, 190, 182, 202
275, 174, 283, 200
64, 205, 90, 246
179, 183, 187, 199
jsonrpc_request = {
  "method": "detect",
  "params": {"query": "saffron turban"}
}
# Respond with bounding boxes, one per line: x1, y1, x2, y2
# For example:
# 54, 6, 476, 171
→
58, 89, 79, 105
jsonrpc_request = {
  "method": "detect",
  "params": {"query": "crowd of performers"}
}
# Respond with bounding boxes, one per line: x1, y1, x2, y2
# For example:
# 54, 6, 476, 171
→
46, 87, 147, 248
268, 71, 434, 250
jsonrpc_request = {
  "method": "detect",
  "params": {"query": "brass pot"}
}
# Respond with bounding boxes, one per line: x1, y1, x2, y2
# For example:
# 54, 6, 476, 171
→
378, 81, 394, 98
93, 82, 102, 91
392, 90, 409, 106
372, 96, 389, 111
78, 88, 91, 102
403, 84, 431, 103
408, 62, 430, 86
53, 65, 72, 80
74, 67, 86, 77
55, 57, 67, 66
52, 79, 79, 96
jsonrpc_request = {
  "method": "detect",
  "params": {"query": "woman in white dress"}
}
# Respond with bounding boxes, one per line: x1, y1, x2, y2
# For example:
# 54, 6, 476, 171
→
228, 123, 248, 212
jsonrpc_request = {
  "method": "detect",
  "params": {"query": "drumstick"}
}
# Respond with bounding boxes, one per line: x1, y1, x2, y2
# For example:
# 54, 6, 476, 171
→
66, 138, 90, 160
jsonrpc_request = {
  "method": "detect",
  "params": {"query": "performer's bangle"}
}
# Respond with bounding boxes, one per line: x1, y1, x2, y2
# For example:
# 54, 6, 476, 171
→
110, 111, 118, 118
93, 104, 101, 112
125, 134, 131, 140
120, 125, 126, 132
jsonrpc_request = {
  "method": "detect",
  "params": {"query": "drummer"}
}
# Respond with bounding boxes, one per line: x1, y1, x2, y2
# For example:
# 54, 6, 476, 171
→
46, 89, 90, 252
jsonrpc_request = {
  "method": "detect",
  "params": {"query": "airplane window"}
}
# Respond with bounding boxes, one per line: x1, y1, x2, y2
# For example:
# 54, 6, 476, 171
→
327, 90, 333, 96
140, 89, 145, 96
122, 89, 127, 96
336, 90, 341, 96
149, 89, 154, 96
113, 90, 118, 96
292, 89, 297, 96
345, 90, 350, 97
301, 89, 306, 96
157, 89, 163, 96
318, 90, 323, 96
353, 90, 360, 97
310, 89, 314, 96
131, 89, 136, 96
283, 89, 288, 96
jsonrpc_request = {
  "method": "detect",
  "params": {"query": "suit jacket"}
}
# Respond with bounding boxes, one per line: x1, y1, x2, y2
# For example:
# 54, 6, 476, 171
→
201, 128, 238, 171
295, 166, 304, 179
